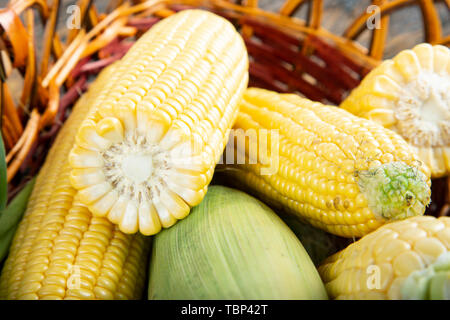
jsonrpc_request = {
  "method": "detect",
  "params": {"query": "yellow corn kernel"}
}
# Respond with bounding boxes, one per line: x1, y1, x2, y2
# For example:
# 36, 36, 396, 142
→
220, 88, 431, 238
341, 43, 450, 178
69, 10, 248, 235
0, 64, 151, 300
319, 216, 450, 300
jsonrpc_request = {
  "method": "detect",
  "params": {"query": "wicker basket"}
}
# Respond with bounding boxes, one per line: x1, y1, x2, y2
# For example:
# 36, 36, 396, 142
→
0, 0, 449, 217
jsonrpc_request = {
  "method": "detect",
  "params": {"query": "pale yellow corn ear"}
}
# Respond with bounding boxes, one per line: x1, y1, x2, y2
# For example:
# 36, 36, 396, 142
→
221, 88, 431, 238
0, 64, 151, 300
341, 44, 450, 178
319, 216, 450, 300
69, 10, 249, 235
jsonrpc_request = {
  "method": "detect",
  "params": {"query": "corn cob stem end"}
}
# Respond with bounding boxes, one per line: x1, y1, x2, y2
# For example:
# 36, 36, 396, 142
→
401, 252, 450, 300
69, 118, 208, 235
396, 70, 450, 148
357, 161, 430, 221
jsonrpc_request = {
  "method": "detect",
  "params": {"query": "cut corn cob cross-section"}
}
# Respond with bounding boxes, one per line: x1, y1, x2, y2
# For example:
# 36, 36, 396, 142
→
221, 88, 431, 238
319, 216, 450, 300
341, 44, 450, 178
0, 63, 151, 300
68, 10, 249, 235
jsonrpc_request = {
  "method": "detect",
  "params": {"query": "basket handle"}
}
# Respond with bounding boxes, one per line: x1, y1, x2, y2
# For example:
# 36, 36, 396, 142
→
270, 0, 447, 59
238, 0, 322, 34
344, 0, 447, 59
278, 0, 322, 29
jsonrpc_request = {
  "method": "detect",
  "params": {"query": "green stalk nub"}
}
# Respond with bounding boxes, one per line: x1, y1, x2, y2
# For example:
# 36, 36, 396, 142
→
357, 162, 430, 221
401, 252, 450, 300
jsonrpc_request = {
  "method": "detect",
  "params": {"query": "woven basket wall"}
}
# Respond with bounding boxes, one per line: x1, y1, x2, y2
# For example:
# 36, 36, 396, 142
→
0, 0, 449, 215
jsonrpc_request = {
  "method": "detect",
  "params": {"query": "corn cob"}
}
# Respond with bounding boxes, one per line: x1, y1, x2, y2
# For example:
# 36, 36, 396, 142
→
68, 10, 249, 235
319, 216, 450, 300
221, 88, 431, 238
340, 44, 450, 178
149, 185, 328, 299
0, 64, 151, 300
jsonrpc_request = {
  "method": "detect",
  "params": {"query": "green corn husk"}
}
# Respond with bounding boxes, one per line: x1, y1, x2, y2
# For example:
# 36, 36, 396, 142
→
0, 178, 35, 263
148, 185, 328, 300
281, 215, 352, 267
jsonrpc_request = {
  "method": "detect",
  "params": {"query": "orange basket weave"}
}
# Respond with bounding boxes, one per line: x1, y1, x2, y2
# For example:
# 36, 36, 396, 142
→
0, 0, 449, 217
